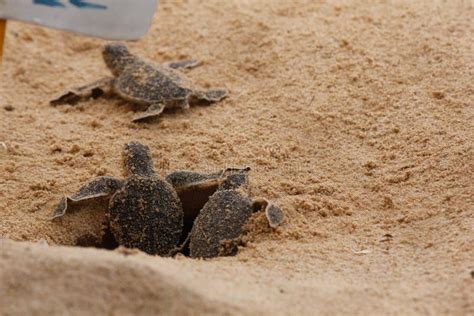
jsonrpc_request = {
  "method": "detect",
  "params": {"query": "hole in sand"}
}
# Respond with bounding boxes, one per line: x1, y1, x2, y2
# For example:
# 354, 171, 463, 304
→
74, 226, 119, 250
173, 179, 221, 255
72, 183, 220, 256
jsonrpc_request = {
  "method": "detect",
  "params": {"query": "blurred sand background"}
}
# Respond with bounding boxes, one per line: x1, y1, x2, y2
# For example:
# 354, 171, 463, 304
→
0, 0, 473, 314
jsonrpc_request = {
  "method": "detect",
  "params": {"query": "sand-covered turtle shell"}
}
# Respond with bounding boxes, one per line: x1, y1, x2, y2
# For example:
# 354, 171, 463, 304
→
189, 190, 253, 258
113, 61, 194, 105
108, 175, 183, 256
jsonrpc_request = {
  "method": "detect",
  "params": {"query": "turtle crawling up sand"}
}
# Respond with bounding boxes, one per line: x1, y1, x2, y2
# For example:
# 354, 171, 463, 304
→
52, 142, 284, 258
51, 43, 227, 122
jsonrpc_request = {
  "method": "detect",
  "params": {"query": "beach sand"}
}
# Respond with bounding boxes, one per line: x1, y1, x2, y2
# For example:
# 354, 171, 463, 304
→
0, 0, 473, 314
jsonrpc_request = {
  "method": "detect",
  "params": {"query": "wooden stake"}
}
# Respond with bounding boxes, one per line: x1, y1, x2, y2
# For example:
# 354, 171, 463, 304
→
0, 19, 6, 65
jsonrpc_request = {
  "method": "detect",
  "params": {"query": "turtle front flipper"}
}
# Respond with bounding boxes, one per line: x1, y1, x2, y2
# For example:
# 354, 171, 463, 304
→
50, 77, 114, 106
193, 89, 228, 102
52, 176, 123, 219
131, 103, 165, 123
165, 171, 223, 208
166, 59, 200, 70
218, 237, 243, 257
165, 170, 223, 240
252, 198, 284, 228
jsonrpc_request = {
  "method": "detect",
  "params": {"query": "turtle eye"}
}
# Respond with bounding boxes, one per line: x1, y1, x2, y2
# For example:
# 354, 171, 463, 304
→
91, 88, 104, 99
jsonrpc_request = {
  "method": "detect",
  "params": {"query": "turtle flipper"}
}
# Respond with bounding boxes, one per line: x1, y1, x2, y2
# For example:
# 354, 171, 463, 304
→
218, 237, 243, 257
52, 176, 123, 219
50, 77, 114, 106
165, 170, 223, 210
131, 103, 165, 122
167, 232, 191, 257
195, 89, 228, 102
166, 60, 200, 70
165, 170, 223, 237
252, 198, 284, 228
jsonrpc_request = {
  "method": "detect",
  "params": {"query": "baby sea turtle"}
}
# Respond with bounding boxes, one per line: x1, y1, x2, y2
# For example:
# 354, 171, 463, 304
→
50, 43, 227, 122
52, 142, 183, 255
52, 142, 284, 258
167, 168, 284, 258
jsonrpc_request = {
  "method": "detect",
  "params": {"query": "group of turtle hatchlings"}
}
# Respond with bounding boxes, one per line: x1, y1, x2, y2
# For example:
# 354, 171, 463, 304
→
51, 44, 284, 258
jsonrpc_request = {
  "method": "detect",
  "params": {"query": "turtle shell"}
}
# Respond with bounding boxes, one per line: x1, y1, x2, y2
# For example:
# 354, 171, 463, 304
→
189, 190, 253, 258
108, 175, 183, 256
113, 60, 193, 105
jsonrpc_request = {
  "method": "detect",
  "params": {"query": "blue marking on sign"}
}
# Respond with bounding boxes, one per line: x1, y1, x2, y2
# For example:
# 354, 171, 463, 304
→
33, 0, 107, 10
69, 0, 107, 9
33, 0, 66, 7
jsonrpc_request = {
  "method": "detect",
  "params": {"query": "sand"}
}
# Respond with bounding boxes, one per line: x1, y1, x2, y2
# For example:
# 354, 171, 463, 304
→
0, 0, 473, 314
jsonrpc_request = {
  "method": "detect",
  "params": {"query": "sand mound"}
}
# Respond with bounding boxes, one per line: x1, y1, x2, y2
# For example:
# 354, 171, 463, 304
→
0, 239, 246, 315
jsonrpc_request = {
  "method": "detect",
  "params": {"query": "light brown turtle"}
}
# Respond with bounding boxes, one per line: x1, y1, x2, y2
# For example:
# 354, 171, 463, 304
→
51, 43, 227, 122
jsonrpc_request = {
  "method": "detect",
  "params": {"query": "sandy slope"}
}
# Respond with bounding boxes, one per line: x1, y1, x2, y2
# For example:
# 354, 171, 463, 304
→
1, 0, 473, 315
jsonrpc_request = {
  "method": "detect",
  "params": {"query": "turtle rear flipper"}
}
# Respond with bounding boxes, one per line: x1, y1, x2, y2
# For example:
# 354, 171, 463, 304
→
52, 176, 123, 219
50, 77, 114, 106
193, 89, 228, 102
131, 103, 166, 122
166, 59, 200, 70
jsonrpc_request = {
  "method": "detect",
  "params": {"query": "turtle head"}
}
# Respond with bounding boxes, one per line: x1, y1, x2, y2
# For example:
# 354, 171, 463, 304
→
218, 167, 251, 192
103, 43, 133, 76
123, 142, 155, 177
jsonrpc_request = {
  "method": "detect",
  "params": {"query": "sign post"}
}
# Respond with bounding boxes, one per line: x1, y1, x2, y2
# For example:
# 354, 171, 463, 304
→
0, 19, 5, 65
0, 0, 157, 64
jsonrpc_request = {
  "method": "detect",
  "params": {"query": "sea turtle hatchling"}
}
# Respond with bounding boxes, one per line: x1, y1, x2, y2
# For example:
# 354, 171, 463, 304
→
166, 168, 284, 258
52, 142, 284, 258
52, 142, 183, 256
50, 43, 227, 122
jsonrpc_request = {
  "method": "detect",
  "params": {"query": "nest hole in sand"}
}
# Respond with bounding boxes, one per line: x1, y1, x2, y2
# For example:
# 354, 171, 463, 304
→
71, 183, 219, 257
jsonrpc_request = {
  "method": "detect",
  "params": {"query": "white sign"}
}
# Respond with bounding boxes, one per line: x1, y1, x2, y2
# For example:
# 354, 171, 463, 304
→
0, 0, 157, 40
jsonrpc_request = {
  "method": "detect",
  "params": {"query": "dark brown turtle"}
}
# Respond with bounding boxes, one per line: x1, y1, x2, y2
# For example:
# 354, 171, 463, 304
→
52, 143, 284, 258
50, 43, 227, 122
52, 142, 183, 256
168, 168, 284, 258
